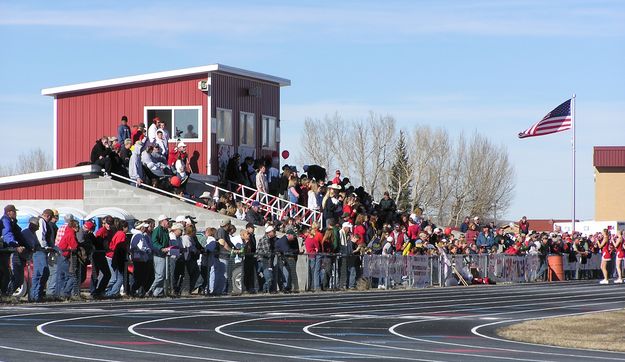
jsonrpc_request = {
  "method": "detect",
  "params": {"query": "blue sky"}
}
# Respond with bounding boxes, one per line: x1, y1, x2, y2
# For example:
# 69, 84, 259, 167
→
1, 0, 624, 221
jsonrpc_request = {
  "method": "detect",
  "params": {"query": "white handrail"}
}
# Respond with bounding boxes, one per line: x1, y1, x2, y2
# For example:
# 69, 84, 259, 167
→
110, 172, 199, 206
205, 182, 323, 227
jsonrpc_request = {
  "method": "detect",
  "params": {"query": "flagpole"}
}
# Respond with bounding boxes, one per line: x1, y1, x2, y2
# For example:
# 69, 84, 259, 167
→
571, 94, 576, 234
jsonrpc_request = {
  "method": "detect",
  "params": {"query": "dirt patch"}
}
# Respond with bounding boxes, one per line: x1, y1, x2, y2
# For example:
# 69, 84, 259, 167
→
497, 310, 625, 352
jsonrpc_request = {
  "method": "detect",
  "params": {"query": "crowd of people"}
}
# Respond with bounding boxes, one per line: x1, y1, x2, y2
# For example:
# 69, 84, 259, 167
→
90, 115, 191, 192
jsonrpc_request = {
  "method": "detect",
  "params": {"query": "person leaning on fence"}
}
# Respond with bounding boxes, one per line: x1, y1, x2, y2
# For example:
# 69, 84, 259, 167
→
76, 220, 95, 286
105, 220, 128, 298
12, 217, 37, 297
241, 224, 257, 294
91, 216, 113, 298
130, 221, 152, 297
31, 209, 53, 302
1, 204, 27, 296
256, 225, 276, 293
275, 229, 300, 293
56, 220, 80, 300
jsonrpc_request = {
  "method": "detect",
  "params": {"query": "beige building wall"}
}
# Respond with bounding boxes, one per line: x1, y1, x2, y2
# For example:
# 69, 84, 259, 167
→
595, 167, 625, 221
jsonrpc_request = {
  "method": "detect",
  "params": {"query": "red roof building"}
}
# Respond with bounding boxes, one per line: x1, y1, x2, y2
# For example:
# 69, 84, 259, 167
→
42, 64, 290, 175
593, 146, 625, 221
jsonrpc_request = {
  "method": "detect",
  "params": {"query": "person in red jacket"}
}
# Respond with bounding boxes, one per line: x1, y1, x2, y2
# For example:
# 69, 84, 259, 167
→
57, 220, 79, 299
105, 220, 129, 297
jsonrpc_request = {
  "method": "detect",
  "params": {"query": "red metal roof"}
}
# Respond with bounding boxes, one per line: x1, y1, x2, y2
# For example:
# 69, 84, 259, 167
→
594, 147, 625, 168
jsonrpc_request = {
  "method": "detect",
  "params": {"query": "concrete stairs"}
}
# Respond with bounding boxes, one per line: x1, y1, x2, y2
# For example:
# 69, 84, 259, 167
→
83, 176, 267, 239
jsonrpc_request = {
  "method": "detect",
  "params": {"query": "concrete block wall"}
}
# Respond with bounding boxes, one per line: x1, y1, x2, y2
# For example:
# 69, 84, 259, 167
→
83, 177, 268, 239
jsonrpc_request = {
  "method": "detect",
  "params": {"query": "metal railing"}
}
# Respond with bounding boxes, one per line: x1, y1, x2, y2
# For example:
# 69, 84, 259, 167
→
0, 250, 617, 302
204, 181, 324, 228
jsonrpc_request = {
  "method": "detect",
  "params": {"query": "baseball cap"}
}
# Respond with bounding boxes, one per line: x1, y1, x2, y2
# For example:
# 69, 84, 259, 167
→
286, 229, 298, 237
3, 204, 17, 213
265, 225, 275, 233
178, 141, 187, 148
28, 217, 39, 226
251, 201, 260, 207
342, 222, 353, 229
220, 219, 231, 227
175, 215, 186, 223
157, 214, 170, 222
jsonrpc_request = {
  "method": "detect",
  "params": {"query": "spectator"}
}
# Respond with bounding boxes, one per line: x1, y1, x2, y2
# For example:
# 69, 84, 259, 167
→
304, 227, 320, 291
519, 216, 530, 235
147, 117, 159, 144
76, 221, 95, 286
256, 164, 268, 194
154, 130, 168, 157
148, 215, 171, 298
1, 205, 27, 295
225, 154, 243, 190
275, 229, 299, 293
466, 223, 479, 245
256, 225, 276, 293
130, 221, 152, 297
90, 136, 113, 176
177, 224, 200, 295
31, 209, 53, 302
117, 115, 131, 143
476, 225, 495, 249
91, 216, 113, 298
378, 192, 397, 225
128, 140, 145, 186
10, 217, 37, 296
245, 201, 265, 226
56, 220, 80, 299
119, 138, 133, 168
303, 164, 327, 182
460, 217, 470, 233
332, 170, 342, 185
105, 220, 129, 298
241, 226, 257, 293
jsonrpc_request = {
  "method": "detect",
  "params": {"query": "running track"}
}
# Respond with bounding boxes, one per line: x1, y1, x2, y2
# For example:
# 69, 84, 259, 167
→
0, 280, 624, 361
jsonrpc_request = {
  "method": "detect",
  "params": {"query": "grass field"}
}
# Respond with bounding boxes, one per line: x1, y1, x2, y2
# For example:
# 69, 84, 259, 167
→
498, 310, 625, 352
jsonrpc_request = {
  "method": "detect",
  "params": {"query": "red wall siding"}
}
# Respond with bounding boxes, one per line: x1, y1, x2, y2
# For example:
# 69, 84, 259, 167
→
0, 176, 84, 200
211, 72, 281, 171
56, 75, 210, 172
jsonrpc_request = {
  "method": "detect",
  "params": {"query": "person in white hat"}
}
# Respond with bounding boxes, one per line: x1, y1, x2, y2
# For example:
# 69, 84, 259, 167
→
129, 221, 152, 297
255, 225, 277, 293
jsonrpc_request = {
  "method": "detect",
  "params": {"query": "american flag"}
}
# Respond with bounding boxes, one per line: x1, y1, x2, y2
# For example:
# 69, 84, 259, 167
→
518, 99, 572, 139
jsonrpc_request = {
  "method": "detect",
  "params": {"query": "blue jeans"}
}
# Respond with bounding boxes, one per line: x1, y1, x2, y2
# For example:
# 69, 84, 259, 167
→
309, 255, 321, 290
149, 255, 166, 297
279, 257, 292, 291
347, 265, 357, 289
209, 257, 227, 295
56, 255, 76, 297
31, 251, 49, 301
105, 257, 123, 297
46, 250, 60, 297
258, 258, 274, 292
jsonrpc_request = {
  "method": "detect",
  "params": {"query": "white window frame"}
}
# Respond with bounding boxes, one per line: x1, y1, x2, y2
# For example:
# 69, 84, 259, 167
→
239, 111, 256, 147
144, 106, 203, 143
261, 115, 277, 150
216, 107, 233, 145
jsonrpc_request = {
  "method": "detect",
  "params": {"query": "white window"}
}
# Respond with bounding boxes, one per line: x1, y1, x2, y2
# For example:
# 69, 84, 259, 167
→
145, 106, 202, 142
216, 108, 233, 145
262, 115, 277, 150
239, 112, 255, 147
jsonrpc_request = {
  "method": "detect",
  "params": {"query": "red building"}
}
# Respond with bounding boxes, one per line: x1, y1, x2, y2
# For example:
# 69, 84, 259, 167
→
42, 64, 290, 176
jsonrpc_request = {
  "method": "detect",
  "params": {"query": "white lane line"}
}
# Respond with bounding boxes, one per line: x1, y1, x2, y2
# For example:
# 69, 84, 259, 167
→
214, 315, 442, 362
0, 311, 117, 361
36, 313, 234, 362
300, 295, 625, 361
389, 300, 625, 361
304, 318, 549, 362
470, 306, 625, 356
129, 315, 335, 362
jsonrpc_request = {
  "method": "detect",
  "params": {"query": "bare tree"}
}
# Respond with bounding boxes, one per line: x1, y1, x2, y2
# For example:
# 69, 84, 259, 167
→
0, 148, 52, 176
298, 112, 515, 226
